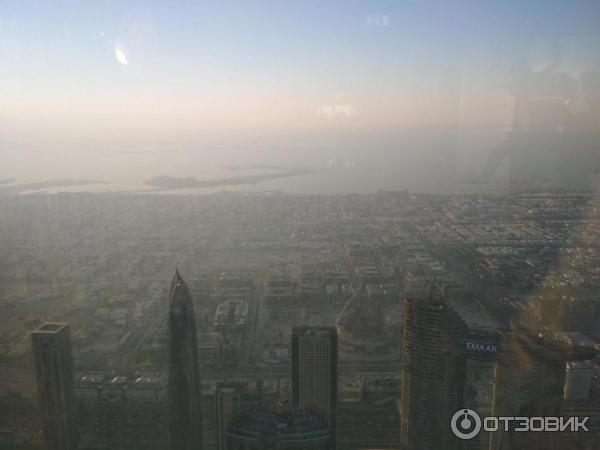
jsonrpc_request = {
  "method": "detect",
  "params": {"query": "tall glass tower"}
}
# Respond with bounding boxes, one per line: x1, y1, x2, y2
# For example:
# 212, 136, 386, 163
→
31, 322, 78, 450
400, 286, 464, 450
291, 326, 338, 448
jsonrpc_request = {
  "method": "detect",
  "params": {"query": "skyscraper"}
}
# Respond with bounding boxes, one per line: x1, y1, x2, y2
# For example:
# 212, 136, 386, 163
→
490, 332, 570, 450
449, 296, 502, 450
400, 285, 464, 450
169, 270, 203, 450
291, 326, 337, 447
564, 360, 592, 401
31, 322, 78, 450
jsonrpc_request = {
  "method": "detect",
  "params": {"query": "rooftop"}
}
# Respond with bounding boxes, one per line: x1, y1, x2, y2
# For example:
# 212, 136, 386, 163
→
32, 322, 69, 334
292, 325, 337, 337
551, 332, 595, 348
567, 360, 593, 370
448, 297, 501, 335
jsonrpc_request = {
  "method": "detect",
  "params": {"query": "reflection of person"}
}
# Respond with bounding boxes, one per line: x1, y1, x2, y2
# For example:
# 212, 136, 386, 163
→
480, 60, 600, 189
563, 71, 600, 187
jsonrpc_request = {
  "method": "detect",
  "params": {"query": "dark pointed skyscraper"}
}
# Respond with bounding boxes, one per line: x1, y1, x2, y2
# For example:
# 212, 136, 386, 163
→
169, 270, 203, 450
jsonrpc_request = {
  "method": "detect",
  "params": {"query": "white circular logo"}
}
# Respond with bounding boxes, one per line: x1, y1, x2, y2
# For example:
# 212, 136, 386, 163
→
451, 409, 482, 440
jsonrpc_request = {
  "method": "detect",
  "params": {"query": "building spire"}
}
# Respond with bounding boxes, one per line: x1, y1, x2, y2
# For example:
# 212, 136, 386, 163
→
169, 270, 192, 310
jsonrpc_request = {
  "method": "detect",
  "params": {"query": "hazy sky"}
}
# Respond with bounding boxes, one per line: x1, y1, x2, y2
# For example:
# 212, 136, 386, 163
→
1, 1, 600, 191
1, 1, 598, 139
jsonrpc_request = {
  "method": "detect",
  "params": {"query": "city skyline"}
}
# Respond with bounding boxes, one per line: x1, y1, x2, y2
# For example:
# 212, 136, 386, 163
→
23, 247, 598, 450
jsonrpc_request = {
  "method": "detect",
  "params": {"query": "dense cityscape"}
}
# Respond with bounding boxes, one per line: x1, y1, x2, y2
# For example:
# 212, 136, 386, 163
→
1, 189, 599, 449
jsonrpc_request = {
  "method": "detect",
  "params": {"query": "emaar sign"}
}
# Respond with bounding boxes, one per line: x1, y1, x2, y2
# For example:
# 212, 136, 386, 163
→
465, 342, 497, 353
